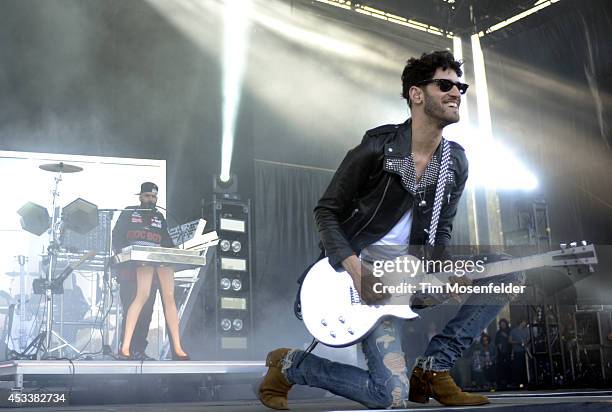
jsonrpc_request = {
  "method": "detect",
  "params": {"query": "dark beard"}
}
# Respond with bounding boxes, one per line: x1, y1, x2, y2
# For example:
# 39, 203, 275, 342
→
423, 94, 459, 129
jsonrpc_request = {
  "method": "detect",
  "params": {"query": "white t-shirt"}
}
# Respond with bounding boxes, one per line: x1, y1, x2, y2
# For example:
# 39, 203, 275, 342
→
360, 209, 413, 261
371, 208, 413, 246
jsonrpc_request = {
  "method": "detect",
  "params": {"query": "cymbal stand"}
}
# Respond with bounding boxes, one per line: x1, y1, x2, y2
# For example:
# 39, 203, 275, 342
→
98, 209, 117, 358
17, 255, 28, 351
35, 171, 79, 359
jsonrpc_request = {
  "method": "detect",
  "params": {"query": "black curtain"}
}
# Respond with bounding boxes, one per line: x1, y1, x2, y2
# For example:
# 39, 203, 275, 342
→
252, 159, 333, 356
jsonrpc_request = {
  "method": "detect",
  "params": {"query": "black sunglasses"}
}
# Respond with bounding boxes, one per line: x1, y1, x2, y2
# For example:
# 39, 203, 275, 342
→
416, 78, 469, 94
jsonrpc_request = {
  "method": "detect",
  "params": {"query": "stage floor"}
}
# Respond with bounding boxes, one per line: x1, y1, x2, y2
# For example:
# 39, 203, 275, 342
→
1, 360, 611, 411
2, 390, 612, 411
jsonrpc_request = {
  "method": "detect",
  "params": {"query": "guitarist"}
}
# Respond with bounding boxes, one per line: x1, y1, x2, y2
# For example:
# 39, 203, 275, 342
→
259, 51, 525, 409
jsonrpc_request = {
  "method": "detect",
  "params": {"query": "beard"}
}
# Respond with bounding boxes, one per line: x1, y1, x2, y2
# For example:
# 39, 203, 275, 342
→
423, 93, 460, 129
141, 201, 156, 210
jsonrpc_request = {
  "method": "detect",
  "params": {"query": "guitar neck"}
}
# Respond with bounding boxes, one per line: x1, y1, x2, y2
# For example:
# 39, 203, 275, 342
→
471, 253, 551, 281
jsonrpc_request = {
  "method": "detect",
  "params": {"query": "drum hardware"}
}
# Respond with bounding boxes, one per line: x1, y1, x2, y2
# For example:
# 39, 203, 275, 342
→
12, 161, 218, 359
38, 162, 84, 174
4, 271, 40, 278
19, 161, 98, 359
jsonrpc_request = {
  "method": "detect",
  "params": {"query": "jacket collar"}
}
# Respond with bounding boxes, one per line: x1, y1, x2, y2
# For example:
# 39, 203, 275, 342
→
386, 118, 411, 157
385, 118, 443, 161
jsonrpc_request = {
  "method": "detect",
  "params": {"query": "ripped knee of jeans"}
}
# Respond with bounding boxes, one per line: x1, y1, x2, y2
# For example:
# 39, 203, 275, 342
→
382, 352, 410, 408
383, 351, 407, 375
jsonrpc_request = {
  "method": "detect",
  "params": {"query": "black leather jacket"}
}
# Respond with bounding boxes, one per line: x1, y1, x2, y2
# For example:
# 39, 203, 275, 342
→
314, 118, 469, 269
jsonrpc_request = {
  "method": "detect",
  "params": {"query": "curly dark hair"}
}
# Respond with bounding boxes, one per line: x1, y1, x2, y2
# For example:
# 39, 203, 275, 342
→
401, 51, 463, 105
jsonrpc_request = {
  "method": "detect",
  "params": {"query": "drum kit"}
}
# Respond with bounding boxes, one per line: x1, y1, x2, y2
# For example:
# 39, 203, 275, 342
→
5, 161, 101, 359
5, 161, 215, 360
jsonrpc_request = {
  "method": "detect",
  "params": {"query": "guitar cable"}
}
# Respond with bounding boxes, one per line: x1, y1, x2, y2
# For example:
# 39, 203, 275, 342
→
293, 338, 319, 369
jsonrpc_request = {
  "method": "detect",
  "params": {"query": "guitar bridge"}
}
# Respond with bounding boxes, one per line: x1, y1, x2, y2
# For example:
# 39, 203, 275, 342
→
349, 286, 361, 304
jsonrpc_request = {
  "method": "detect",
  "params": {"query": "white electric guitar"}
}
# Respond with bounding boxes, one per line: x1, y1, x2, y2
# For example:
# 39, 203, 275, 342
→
300, 243, 597, 347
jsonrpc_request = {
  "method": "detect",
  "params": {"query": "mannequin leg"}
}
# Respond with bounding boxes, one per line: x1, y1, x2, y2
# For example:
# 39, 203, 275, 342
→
120, 266, 154, 356
156, 266, 187, 357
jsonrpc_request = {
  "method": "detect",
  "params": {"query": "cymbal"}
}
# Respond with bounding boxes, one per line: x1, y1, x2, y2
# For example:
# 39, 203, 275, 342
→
4, 271, 39, 278
39, 162, 83, 173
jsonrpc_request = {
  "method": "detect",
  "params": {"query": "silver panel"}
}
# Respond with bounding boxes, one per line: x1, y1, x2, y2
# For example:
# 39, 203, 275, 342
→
112, 245, 207, 271
0, 360, 265, 376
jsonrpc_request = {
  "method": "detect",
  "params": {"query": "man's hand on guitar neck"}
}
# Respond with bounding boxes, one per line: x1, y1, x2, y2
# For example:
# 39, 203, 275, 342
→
342, 255, 389, 304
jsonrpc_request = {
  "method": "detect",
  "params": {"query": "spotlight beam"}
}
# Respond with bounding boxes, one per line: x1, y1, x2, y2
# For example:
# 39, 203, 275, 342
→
220, 0, 252, 183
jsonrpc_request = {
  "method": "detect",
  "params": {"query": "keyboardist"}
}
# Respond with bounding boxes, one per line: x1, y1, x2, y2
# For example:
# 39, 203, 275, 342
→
112, 182, 190, 361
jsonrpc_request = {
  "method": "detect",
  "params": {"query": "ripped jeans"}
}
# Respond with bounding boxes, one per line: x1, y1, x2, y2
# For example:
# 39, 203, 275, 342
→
283, 271, 525, 409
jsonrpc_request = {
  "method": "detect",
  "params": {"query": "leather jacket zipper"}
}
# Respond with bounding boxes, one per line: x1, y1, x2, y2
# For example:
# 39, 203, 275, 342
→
350, 176, 392, 240
341, 207, 359, 224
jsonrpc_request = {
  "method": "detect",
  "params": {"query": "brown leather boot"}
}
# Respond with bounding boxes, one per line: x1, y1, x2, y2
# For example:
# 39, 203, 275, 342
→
409, 367, 490, 406
259, 348, 293, 410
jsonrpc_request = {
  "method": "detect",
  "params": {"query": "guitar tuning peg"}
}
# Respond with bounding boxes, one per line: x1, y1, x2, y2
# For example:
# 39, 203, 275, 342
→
569, 241, 577, 248
560, 243, 567, 250
581, 240, 588, 246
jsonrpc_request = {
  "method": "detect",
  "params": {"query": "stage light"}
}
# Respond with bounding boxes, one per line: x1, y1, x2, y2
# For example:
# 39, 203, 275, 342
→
220, 239, 231, 252
17, 202, 50, 236
221, 337, 248, 349
221, 257, 247, 271
451, 127, 539, 191
219, 217, 245, 233
315, 0, 351, 10
471, 34, 493, 142
437, 34, 538, 192
452, 36, 469, 124
444, 35, 470, 140
221, 318, 232, 331
220, 277, 231, 290
220, 0, 253, 183
480, 1, 560, 37
213, 174, 238, 196
220, 239, 242, 253
315, 0, 450, 37
221, 296, 247, 310
208, 198, 252, 356
232, 318, 243, 331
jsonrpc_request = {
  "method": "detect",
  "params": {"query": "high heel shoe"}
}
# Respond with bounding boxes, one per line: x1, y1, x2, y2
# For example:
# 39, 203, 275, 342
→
118, 348, 131, 360
172, 352, 190, 361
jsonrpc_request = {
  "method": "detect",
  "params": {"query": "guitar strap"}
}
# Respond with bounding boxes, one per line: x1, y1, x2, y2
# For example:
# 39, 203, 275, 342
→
411, 138, 455, 308
427, 138, 451, 246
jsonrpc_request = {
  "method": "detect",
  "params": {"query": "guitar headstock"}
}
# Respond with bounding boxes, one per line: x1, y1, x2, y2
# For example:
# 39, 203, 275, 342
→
549, 241, 597, 272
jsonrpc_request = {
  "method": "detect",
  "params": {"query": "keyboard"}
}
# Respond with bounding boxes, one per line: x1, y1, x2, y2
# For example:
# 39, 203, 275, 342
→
112, 245, 208, 272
